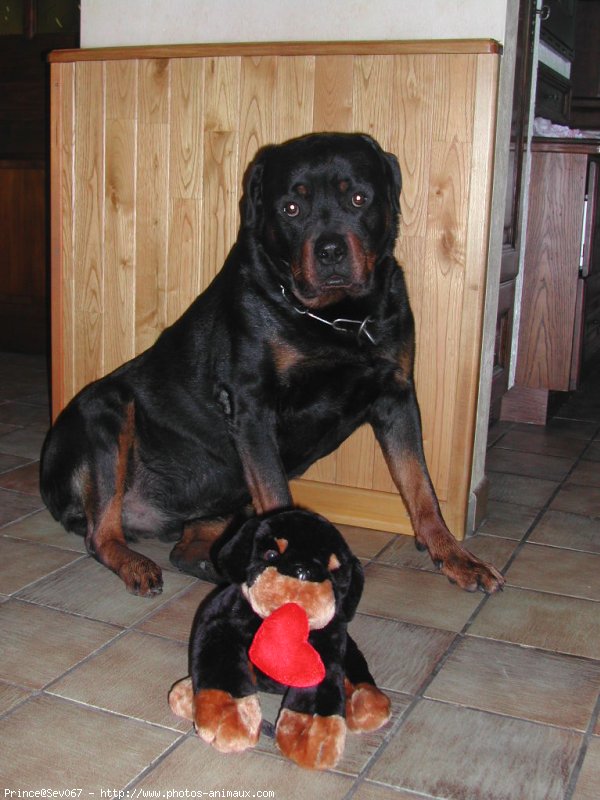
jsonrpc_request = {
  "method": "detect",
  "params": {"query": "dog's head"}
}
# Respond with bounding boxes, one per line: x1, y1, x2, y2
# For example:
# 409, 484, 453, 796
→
242, 132, 402, 309
216, 509, 364, 629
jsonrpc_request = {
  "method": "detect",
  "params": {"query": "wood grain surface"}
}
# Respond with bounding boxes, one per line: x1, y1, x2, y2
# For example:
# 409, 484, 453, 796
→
50, 42, 499, 537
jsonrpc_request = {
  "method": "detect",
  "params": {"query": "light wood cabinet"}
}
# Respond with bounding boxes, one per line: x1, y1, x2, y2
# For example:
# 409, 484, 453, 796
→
49, 40, 500, 540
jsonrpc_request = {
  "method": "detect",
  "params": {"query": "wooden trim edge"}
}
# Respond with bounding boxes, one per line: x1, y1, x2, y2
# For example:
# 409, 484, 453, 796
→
48, 38, 501, 63
49, 63, 65, 421
291, 478, 463, 540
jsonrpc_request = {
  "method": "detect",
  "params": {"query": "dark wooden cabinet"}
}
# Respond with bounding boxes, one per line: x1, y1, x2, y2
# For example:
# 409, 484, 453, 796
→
0, 0, 78, 353
570, 0, 600, 129
0, 160, 47, 354
582, 158, 600, 366
540, 0, 578, 60
502, 140, 600, 423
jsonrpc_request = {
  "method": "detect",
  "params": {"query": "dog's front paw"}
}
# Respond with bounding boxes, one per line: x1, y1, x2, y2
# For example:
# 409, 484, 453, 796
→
345, 680, 391, 733
194, 689, 261, 753
276, 708, 346, 770
119, 553, 163, 596
438, 546, 505, 594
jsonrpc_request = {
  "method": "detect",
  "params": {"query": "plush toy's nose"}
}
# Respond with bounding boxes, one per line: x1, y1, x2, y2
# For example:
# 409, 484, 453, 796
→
293, 564, 313, 581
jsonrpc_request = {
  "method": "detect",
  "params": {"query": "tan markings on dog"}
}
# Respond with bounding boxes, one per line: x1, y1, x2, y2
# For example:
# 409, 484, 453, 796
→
275, 538, 288, 554
194, 689, 261, 753
344, 679, 391, 733
168, 676, 194, 721
338, 179, 350, 193
328, 553, 341, 571
395, 338, 415, 387
380, 448, 505, 593
243, 566, 335, 629
295, 238, 318, 290
270, 340, 304, 376
346, 231, 376, 279
276, 709, 346, 770
236, 447, 293, 514
170, 516, 233, 571
87, 401, 162, 596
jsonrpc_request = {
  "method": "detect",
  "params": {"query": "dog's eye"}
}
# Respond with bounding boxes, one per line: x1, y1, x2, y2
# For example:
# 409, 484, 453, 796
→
351, 192, 367, 208
263, 549, 279, 562
283, 201, 300, 218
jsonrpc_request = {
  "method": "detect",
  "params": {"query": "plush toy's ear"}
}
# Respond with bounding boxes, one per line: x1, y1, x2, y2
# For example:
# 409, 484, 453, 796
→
341, 556, 365, 622
214, 516, 263, 584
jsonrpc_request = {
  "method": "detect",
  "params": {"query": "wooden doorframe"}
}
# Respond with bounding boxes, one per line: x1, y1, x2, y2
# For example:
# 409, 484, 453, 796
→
489, 0, 537, 421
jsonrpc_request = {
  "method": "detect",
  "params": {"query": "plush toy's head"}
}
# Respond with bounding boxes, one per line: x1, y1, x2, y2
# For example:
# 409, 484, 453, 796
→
216, 509, 364, 629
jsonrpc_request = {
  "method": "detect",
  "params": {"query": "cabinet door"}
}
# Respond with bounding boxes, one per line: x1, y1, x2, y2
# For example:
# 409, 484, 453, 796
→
516, 151, 587, 391
582, 159, 599, 278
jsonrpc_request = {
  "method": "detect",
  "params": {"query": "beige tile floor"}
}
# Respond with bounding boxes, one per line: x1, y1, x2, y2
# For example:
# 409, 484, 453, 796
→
1, 350, 599, 799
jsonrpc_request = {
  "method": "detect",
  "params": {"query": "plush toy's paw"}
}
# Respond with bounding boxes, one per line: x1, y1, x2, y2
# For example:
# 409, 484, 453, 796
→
276, 708, 346, 770
194, 689, 261, 753
344, 680, 391, 733
168, 677, 194, 721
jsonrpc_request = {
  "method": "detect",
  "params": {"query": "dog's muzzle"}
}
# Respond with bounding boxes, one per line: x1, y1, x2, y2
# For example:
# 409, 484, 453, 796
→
314, 234, 351, 286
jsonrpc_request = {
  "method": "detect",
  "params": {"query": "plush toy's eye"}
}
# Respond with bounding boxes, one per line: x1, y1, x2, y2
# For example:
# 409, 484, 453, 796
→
351, 192, 367, 208
283, 201, 300, 217
263, 549, 279, 562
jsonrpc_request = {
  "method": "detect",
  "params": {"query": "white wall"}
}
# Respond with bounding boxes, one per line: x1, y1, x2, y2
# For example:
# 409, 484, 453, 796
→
81, 0, 509, 48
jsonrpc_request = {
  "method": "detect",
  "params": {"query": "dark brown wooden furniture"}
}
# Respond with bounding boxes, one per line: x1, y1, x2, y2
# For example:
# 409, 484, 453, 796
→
502, 138, 600, 424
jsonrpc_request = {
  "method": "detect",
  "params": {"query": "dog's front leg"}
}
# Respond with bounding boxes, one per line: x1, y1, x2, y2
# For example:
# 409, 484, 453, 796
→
370, 389, 505, 594
232, 408, 292, 514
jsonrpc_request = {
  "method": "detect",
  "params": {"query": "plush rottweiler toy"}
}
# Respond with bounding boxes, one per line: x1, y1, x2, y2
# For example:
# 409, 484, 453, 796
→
169, 509, 391, 770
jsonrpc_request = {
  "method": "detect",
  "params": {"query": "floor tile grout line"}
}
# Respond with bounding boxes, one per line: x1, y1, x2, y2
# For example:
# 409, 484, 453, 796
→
564, 690, 600, 800
401, 693, 597, 737
3, 552, 89, 597
0, 505, 50, 532
339, 691, 425, 798
124, 731, 196, 792
473, 422, 600, 602
39, 687, 191, 736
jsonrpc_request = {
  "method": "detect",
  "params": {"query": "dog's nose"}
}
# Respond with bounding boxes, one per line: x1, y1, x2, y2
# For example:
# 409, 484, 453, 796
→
314, 234, 347, 266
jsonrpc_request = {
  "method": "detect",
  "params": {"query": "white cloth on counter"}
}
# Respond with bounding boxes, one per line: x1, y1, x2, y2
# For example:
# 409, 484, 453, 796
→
533, 117, 600, 139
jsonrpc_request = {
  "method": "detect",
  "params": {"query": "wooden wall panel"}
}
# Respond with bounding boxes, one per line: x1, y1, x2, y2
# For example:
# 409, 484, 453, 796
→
275, 56, 315, 142
73, 62, 104, 388
313, 55, 353, 131
50, 42, 499, 539
104, 60, 137, 373
202, 57, 241, 287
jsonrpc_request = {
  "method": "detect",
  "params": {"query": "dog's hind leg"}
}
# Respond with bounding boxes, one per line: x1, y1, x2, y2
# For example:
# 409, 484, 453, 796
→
169, 517, 231, 581
84, 401, 163, 596
169, 506, 254, 582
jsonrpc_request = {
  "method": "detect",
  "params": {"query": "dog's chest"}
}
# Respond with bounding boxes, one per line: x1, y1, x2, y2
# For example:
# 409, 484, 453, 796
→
274, 351, 377, 452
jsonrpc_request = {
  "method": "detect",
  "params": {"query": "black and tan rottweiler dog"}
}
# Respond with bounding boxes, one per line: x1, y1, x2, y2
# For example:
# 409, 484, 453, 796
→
40, 132, 505, 597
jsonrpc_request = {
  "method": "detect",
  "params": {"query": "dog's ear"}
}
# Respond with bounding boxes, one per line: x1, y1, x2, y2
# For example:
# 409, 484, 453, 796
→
383, 150, 402, 216
214, 516, 262, 584
240, 146, 274, 229
359, 134, 402, 216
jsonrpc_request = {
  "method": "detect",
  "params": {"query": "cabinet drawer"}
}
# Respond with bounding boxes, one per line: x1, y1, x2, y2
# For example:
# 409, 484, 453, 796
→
536, 63, 571, 124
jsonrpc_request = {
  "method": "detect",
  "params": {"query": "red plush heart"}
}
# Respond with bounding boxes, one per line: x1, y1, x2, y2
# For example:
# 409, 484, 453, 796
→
249, 603, 325, 688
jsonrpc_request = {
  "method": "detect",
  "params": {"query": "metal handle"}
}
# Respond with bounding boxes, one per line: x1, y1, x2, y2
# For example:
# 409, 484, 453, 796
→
537, 5, 551, 21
